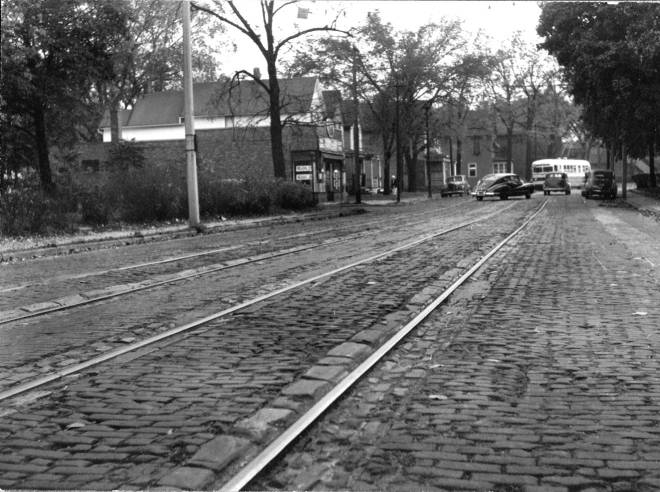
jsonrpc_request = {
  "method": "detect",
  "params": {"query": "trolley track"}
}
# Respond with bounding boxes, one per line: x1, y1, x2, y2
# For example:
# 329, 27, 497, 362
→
1, 201, 523, 397
0, 199, 547, 491
0, 200, 489, 323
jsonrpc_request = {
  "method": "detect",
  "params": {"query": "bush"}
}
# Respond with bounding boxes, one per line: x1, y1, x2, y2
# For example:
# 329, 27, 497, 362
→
0, 183, 76, 235
632, 174, 650, 189
116, 167, 186, 222
0, 170, 318, 237
273, 180, 316, 210
199, 177, 316, 217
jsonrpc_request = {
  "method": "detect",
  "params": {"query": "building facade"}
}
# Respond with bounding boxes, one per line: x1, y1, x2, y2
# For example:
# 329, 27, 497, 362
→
85, 77, 363, 203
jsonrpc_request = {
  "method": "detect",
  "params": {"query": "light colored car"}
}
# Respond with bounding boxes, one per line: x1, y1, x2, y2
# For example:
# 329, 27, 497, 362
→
441, 175, 471, 197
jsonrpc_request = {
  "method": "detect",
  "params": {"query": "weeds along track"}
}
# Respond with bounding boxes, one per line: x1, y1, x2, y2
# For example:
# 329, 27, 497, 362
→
0, 199, 469, 264
0, 200, 481, 321
0, 199, 547, 491
0, 206, 374, 262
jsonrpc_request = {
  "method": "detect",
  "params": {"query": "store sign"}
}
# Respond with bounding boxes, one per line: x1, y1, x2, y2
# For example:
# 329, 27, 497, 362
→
296, 165, 312, 172
319, 137, 342, 153
295, 174, 312, 181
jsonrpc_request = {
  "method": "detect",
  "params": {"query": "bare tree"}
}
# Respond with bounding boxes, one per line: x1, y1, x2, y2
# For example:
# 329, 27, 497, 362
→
192, 0, 348, 178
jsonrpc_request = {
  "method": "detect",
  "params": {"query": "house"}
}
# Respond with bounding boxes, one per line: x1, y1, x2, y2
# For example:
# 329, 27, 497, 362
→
85, 77, 355, 202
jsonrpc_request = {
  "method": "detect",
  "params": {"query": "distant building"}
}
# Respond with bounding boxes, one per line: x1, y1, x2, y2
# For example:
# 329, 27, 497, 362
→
81, 77, 360, 203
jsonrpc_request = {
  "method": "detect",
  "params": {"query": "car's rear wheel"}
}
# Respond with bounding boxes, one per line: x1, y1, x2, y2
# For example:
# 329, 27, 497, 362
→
525, 193, 531, 199
476, 196, 483, 201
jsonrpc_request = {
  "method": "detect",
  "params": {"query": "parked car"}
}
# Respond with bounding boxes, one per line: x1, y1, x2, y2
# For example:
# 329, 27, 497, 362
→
472, 173, 534, 201
441, 175, 471, 197
543, 172, 571, 195
581, 170, 617, 199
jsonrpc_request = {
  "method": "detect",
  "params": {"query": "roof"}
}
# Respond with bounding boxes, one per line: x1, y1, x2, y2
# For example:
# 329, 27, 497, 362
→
101, 77, 320, 128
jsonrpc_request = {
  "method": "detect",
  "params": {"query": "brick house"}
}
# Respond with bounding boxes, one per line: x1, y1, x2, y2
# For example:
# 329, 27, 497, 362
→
83, 77, 356, 203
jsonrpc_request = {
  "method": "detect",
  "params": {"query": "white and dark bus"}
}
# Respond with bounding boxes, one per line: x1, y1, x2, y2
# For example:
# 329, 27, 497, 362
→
531, 158, 592, 190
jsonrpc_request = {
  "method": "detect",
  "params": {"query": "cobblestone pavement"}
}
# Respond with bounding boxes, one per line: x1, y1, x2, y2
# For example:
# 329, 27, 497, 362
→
0, 200, 474, 312
0, 199, 537, 490
254, 194, 660, 491
0, 199, 502, 392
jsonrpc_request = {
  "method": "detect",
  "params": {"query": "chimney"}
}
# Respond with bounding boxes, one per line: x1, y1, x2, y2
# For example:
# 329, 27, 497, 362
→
253, 67, 261, 79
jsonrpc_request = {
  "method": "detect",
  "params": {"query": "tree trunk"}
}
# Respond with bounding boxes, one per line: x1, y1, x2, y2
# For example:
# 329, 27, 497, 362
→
383, 149, 391, 195
406, 152, 417, 192
649, 140, 656, 188
456, 137, 462, 175
525, 133, 532, 180
622, 142, 628, 200
110, 96, 122, 144
506, 127, 514, 173
449, 138, 454, 175
267, 62, 286, 179
32, 100, 54, 193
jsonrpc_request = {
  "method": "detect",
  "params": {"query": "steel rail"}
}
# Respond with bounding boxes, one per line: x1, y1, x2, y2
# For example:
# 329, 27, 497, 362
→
0, 204, 485, 325
218, 199, 548, 492
0, 205, 514, 403
0, 207, 442, 293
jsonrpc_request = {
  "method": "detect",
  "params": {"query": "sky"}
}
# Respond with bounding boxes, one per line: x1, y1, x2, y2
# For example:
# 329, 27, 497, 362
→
216, 1, 544, 75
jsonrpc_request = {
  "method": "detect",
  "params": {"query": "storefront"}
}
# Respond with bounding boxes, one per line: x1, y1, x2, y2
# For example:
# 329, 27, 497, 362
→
291, 150, 345, 203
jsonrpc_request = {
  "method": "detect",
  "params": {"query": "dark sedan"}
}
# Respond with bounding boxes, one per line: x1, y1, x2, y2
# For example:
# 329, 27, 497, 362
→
581, 170, 617, 199
472, 173, 534, 201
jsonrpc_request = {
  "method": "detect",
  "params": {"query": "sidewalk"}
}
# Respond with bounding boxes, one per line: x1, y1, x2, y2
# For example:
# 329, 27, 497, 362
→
625, 188, 660, 219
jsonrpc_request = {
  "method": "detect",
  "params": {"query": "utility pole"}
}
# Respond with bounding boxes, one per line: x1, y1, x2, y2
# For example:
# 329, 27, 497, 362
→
425, 102, 432, 198
182, 0, 200, 228
352, 46, 361, 205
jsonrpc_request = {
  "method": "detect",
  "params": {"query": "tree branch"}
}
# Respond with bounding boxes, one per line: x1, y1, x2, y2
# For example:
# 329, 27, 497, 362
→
191, 1, 267, 54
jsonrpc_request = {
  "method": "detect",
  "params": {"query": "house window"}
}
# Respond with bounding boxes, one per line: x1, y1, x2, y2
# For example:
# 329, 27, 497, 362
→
472, 136, 481, 156
178, 116, 185, 124
493, 161, 508, 173
468, 162, 477, 177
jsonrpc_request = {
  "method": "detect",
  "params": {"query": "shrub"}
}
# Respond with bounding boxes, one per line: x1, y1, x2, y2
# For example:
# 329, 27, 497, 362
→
0, 183, 76, 235
273, 180, 316, 210
116, 167, 186, 222
107, 142, 145, 170
632, 174, 650, 189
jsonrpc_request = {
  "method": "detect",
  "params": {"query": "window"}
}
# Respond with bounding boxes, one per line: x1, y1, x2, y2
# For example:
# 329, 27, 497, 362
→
493, 161, 508, 173
468, 162, 477, 177
472, 136, 481, 156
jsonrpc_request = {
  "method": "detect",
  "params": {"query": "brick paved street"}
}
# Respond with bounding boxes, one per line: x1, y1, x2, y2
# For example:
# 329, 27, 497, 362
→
1, 194, 658, 491
253, 195, 660, 491
0, 198, 535, 490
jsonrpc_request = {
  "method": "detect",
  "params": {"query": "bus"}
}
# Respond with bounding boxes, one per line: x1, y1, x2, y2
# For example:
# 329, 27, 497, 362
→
530, 158, 591, 190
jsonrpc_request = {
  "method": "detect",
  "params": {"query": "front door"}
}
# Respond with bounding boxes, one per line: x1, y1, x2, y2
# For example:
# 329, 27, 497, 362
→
325, 161, 342, 201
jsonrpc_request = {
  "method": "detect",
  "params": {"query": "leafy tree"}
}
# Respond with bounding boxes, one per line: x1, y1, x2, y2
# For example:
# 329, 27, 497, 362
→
1, 0, 128, 192
192, 0, 348, 179
97, 0, 225, 143
287, 11, 466, 192
442, 49, 491, 175
538, 2, 660, 189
